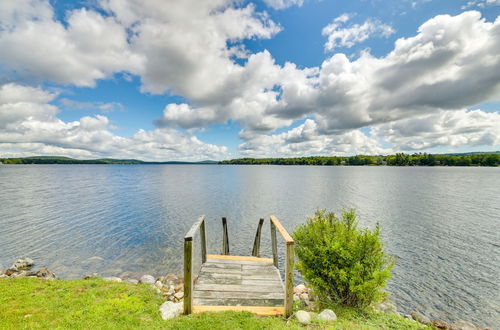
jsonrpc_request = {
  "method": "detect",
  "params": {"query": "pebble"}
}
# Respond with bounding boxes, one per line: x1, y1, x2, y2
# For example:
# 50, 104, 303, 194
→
139, 275, 155, 284
103, 277, 122, 282
317, 309, 337, 322
295, 310, 311, 325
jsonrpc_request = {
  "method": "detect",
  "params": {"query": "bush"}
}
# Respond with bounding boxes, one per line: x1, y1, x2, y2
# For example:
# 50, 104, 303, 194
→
293, 209, 394, 308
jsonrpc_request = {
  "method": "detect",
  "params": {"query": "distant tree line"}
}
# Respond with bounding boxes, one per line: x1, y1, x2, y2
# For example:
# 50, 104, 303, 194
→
0, 156, 142, 165
219, 153, 500, 167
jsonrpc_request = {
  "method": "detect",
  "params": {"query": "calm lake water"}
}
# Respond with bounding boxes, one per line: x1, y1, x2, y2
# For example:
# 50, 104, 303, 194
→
0, 165, 498, 326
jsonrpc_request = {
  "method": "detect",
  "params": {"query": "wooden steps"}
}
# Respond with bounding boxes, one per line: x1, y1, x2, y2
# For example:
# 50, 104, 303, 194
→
192, 255, 285, 315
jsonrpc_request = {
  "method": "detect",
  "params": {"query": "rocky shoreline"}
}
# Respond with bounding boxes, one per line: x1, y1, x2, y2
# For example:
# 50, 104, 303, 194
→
0, 258, 491, 329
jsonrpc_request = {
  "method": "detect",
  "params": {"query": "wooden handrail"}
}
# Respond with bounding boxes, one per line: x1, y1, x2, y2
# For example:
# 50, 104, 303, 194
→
184, 215, 206, 315
270, 216, 294, 245
269, 216, 294, 318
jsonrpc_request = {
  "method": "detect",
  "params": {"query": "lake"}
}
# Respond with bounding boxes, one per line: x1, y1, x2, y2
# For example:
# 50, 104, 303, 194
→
0, 165, 498, 327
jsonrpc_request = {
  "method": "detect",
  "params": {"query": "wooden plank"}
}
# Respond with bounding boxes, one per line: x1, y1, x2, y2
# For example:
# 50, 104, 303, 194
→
185, 215, 205, 241
270, 216, 294, 245
200, 219, 207, 263
193, 283, 284, 293
197, 272, 242, 279
192, 305, 285, 316
183, 239, 193, 314
193, 290, 284, 300
241, 264, 277, 271
241, 279, 283, 286
222, 217, 229, 255
206, 254, 273, 263
200, 268, 243, 274
252, 218, 264, 257
284, 242, 294, 318
202, 262, 242, 269
270, 220, 278, 267
193, 298, 284, 307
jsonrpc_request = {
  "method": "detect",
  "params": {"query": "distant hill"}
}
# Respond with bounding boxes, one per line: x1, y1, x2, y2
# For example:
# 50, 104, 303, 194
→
0, 156, 217, 165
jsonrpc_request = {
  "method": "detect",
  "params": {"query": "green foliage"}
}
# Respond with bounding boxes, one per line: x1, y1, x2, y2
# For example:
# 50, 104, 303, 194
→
293, 209, 395, 308
219, 152, 500, 166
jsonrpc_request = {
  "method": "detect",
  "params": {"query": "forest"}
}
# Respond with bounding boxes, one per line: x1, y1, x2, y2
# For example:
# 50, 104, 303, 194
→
219, 152, 500, 166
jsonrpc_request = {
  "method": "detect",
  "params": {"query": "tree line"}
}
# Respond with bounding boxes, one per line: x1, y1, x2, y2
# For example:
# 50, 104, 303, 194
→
219, 152, 500, 166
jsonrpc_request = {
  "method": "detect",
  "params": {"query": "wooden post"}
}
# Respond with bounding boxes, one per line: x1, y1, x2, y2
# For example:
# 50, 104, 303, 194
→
222, 217, 229, 255
270, 220, 278, 267
200, 219, 207, 264
183, 238, 193, 314
284, 242, 294, 318
251, 218, 264, 257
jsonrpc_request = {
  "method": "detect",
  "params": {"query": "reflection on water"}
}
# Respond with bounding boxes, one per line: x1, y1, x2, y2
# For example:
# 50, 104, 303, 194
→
0, 165, 499, 326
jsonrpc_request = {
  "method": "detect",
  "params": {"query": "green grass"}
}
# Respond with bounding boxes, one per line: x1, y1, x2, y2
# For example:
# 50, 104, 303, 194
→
0, 278, 428, 329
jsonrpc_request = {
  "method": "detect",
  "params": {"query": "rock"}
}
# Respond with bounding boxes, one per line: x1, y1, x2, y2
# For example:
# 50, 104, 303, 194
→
174, 283, 183, 292
154, 281, 163, 289
317, 309, 337, 322
433, 320, 452, 329
12, 258, 34, 270
0, 274, 8, 278
139, 275, 155, 284
295, 310, 311, 325
124, 279, 139, 284
36, 268, 56, 279
299, 292, 309, 301
451, 320, 478, 330
410, 312, 431, 325
4, 268, 18, 276
174, 291, 184, 300
103, 277, 122, 282
377, 302, 397, 314
404, 314, 413, 321
159, 301, 182, 320
294, 284, 307, 295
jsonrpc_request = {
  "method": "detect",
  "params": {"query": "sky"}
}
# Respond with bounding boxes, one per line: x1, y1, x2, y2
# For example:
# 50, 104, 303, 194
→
0, 0, 499, 161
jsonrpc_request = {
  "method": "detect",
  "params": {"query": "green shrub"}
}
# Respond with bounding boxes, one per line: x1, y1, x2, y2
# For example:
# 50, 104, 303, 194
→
293, 209, 394, 308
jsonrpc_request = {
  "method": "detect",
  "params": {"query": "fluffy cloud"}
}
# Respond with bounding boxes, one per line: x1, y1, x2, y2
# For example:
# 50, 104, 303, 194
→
263, 0, 304, 10
322, 14, 395, 51
373, 109, 500, 151
0, 83, 228, 160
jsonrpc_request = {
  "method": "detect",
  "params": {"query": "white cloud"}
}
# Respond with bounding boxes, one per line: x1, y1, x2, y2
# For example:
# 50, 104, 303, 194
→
373, 109, 500, 151
462, 0, 500, 10
322, 14, 395, 51
59, 98, 124, 113
0, 83, 228, 161
263, 0, 304, 10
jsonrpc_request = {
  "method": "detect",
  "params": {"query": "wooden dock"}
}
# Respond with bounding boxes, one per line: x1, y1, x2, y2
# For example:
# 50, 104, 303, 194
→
183, 216, 294, 317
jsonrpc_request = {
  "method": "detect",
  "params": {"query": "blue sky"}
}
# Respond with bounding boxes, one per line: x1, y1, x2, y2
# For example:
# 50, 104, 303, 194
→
0, 0, 499, 160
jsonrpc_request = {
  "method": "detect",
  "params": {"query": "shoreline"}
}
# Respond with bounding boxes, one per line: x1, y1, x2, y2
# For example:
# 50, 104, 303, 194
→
1, 257, 492, 329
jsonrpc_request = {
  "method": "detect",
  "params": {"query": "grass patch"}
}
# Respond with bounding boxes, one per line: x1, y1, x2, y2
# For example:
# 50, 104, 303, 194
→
0, 278, 428, 329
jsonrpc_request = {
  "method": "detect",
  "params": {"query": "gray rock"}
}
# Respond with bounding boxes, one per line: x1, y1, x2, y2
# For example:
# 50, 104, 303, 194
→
124, 279, 139, 284
404, 314, 414, 321
410, 312, 431, 325
12, 257, 34, 270
139, 274, 155, 284
154, 281, 164, 289
451, 320, 478, 330
36, 268, 56, 279
317, 309, 337, 322
377, 302, 397, 313
174, 291, 184, 300
295, 310, 311, 325
294, 284, 307, 295
159, 301, 182, 320
83, 273, 99, 279
103, 277, 122, 282
0, 274, 8, 278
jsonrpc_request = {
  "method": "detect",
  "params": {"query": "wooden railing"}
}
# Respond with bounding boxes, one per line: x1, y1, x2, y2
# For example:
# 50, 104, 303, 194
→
269, 216, 295, 317
183, 215, 206, 314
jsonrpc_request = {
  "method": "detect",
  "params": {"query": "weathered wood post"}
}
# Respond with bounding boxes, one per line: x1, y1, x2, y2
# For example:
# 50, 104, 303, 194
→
183, 235, 193, 314
270, 220, 278, 268
222, 217, 229, 255
252, 218, 264, 257
200, 219, 207, 263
